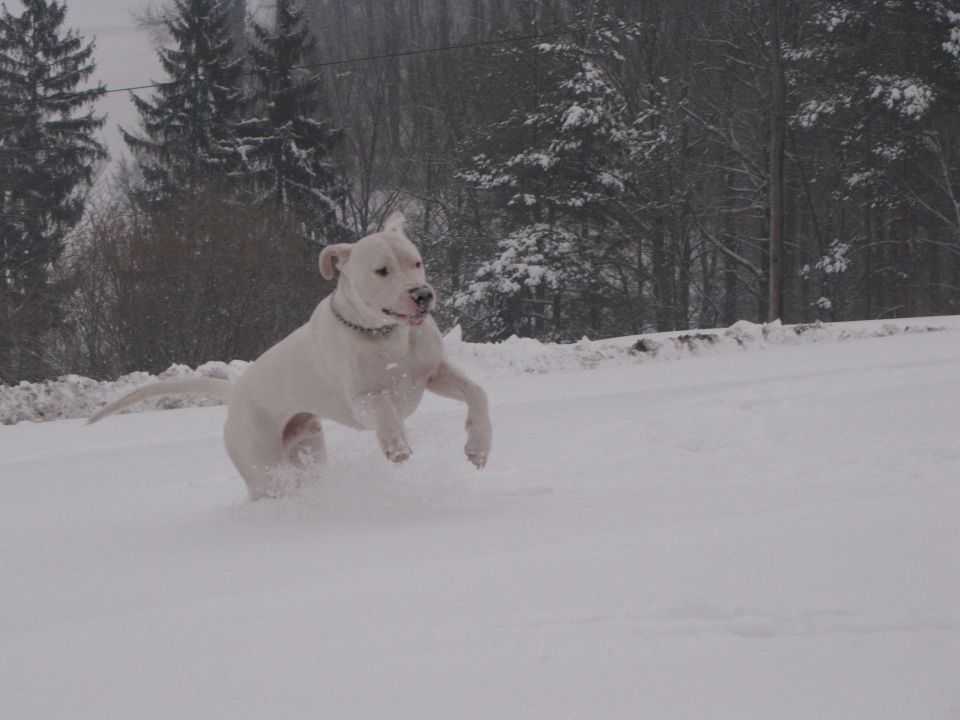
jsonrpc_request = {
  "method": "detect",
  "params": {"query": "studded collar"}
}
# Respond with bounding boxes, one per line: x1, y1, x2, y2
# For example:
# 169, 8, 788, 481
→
330, 297, 398, 338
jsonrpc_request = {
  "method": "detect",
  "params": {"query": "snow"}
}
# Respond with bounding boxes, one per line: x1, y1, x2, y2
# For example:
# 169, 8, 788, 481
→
1, 317, 950, 425
560, 104, 592, 130
795, 95, 852, 129
507, 151, 555, 170
873, 140, 907, 161
870, 76, 934, 119
814, 240, 851, 275
824, 7, 853, 32
0, 360, 249, 425
2, 316, 959, 718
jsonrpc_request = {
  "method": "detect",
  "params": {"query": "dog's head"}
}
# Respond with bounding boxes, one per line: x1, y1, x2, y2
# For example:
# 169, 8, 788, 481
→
319, 211, 435, 326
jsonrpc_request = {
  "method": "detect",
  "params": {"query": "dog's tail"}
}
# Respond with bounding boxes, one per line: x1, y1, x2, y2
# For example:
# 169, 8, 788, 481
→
87, 377, 232, 425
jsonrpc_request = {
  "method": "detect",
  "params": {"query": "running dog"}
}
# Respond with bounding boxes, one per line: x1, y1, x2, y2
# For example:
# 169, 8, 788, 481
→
88, 212, 492, 499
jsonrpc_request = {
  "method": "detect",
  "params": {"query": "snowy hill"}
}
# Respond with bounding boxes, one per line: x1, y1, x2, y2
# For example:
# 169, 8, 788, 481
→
2, 317, 959, 719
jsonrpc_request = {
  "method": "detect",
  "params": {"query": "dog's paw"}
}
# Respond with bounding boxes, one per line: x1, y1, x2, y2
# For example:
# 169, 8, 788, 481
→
380, 434, 412, 463
464, 414, 492, 469
465, 445, 488, 469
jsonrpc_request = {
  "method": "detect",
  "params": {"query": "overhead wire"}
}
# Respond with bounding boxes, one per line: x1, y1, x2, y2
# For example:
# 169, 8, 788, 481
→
0, 0, 835, 163
13, 0, 831, 101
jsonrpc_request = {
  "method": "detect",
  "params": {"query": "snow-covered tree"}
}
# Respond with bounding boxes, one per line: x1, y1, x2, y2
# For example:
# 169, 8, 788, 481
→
792, 1, 948, 203
790, 0, 960, 318
454, 5, 637, 340
0, 0, 105, 381
0, 0, 105, 278
242, 0, 347, 244
122, 0, 246, 203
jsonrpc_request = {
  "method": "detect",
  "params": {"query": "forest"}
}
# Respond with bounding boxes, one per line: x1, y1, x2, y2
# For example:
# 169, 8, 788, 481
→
1, 0, 959, 383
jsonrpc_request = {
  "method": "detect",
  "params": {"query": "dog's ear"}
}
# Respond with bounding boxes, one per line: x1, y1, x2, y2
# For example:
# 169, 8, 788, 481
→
382, 210, 405, 235
319, 243, 353, 280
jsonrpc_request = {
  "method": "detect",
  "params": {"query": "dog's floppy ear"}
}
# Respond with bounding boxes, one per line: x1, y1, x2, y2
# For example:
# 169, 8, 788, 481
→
319, 243, 353, 280
382, 210, 405, 235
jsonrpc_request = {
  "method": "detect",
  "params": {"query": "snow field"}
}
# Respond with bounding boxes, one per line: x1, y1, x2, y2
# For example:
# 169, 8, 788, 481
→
1, 317, 959, 718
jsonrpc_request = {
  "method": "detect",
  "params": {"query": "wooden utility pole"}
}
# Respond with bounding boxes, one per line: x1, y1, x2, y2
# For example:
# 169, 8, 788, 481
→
767, 0, 786, 322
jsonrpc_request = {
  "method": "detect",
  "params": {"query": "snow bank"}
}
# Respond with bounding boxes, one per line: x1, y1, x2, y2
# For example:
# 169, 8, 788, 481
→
443, 317, 953, 376
2, 317, 954, 425
0, 360, 249, 425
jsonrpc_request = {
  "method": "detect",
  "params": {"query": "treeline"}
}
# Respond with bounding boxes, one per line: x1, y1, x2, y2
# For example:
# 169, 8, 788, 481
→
2, 0, 959, 383
308, 0, 960, 340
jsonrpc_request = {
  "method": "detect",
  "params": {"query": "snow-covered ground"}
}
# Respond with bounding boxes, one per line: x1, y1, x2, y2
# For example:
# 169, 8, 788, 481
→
1, 317, 948, 425
2, 317, 959, 719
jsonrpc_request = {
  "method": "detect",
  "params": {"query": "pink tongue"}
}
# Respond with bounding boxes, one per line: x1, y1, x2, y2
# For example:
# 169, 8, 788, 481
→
409, 316, 425, 326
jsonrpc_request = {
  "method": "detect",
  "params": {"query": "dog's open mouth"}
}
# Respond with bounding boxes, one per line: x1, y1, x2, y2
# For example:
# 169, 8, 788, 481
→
383, 308, 429, 326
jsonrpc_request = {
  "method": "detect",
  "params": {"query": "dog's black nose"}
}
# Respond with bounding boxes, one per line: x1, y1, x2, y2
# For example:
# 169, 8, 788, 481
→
409, 285, 435, 309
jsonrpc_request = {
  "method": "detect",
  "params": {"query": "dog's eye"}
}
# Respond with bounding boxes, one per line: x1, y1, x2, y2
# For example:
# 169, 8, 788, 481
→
414, 261, 422, 269
375, 267, 389, 277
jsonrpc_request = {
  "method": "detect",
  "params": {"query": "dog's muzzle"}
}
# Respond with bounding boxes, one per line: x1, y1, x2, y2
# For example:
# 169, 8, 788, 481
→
408, 285, 435, 313
383, 285, 436, 326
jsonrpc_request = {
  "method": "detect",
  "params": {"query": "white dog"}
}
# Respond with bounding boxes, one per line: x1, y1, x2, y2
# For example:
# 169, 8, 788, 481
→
88, 212, 492, 500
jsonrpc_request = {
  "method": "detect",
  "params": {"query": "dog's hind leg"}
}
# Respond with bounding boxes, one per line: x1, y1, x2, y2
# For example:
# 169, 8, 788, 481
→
282, 412, 327, 468
224, 412, 287, 500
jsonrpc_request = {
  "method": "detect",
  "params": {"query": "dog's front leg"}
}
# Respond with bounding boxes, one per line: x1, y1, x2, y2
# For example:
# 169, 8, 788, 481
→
352, 390, 412, 463
427, 361, 492, 468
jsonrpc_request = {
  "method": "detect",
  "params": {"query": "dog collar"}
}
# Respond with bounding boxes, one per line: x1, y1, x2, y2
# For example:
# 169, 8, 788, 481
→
331, 301, 397, 338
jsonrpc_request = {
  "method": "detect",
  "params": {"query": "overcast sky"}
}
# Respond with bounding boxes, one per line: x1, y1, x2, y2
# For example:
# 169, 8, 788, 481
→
67, 0, 161, 185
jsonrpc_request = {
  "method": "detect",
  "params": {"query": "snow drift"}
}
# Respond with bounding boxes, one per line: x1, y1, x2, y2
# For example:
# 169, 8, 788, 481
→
0, 317, 949, 425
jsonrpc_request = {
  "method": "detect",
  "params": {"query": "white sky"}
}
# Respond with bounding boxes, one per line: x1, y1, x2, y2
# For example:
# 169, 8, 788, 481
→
67, 0, 161, 184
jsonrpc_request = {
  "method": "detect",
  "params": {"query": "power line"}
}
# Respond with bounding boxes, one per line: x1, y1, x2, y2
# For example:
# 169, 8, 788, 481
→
101, 18, 655, 96
0, 0, 830, 156
76, 0, 830, 100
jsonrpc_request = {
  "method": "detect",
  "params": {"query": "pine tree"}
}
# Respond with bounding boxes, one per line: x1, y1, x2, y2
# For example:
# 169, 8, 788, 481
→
0, 0, 105, 381
243, 0, 346, 244
122, 0, 246, 203
791, 0, 960, 317
793, 1, 946, 202
453, 6, 636, 340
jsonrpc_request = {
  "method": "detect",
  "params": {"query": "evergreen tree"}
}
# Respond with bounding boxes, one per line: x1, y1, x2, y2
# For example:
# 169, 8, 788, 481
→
791, 0, 960, 317
0, 0, 105, 381
793, 1, 946, 202
243, 0, 346, 244
122, 0, 246, 203
453, 6, 636, 340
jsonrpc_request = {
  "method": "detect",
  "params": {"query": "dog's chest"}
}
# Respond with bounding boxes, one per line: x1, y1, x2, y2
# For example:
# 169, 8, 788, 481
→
371, 334, 442, 415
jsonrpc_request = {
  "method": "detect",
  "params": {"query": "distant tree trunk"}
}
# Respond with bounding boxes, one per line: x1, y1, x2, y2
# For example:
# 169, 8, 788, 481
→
385, 0, 402, 147
722, 166, 739, 326
489, 0, 507, 32
677, 225, 691, 330
363, 0, 377, 54
758, 214, 770, 322
226, 0, 247, 59
699, 232, 716, 327
722, 234, 739, 326
952, 244, 960, 314
879, 215, 894, 315
926, 231, 941, 314
651, 216, 672, 331
783, 168, 798, 319
863, 204, 874, 318
470, 0, 485, 38
798, 205, 812, 322
767, 0, 785, 322
896, 205, 912, 317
